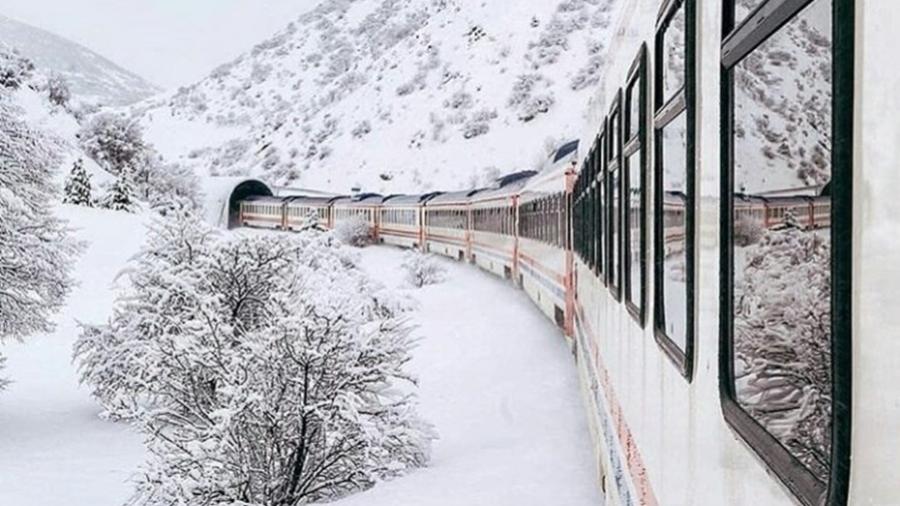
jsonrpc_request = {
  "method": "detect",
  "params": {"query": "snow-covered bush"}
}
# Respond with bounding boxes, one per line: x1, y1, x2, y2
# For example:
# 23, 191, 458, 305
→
351, 120, 372, 138
401, 251, 447, 288
334, 216, 372, 247
734, 227, 831, 481
143, 161, 201, 212
78, 112, 148, 176
0, 101, 77, 387
46, 73, 71, 107
734, 213, 765, 246
75, 212, 433, 504
508, 74, 555, 122
444, 90, 473, 110
63, 158, 92, 206
462, 109, 498, 139
0, 49, 34, 90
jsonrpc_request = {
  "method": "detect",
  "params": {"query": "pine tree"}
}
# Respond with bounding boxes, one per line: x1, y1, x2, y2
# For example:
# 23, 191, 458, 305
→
105, 169, 134, 212
63, 159, 93, 206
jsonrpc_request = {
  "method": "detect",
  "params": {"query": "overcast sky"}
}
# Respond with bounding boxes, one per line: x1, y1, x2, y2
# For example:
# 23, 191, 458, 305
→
1, 0, 317, 89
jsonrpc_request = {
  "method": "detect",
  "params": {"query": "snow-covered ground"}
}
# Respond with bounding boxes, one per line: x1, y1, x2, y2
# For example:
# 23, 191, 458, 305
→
0, 213, 600, 505
344, 247, 601, 506
0, 206, 147, 506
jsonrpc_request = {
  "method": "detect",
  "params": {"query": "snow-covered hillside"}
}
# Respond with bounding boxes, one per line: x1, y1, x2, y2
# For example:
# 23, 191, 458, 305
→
134, 0, 617, 194
0, 49, 114, 188
0, 15, 160, 107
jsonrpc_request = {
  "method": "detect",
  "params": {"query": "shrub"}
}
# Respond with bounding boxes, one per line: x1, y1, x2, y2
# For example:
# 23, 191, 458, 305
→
0, 50, 34, 90
74, 212, 433, 504
334, 216, 372, 247
401, 251, 447, 288
47, 73, 71, 107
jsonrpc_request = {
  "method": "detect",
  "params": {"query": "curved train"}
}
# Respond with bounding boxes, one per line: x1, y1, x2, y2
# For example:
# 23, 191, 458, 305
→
236, 0, 899, 504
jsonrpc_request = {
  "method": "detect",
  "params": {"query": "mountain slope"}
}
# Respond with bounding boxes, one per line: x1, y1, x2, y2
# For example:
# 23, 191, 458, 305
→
0, 15, 160, 106
134, 0, 617, 194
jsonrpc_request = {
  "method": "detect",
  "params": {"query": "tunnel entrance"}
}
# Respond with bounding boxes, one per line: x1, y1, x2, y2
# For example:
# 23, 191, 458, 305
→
227, 180, 274, 228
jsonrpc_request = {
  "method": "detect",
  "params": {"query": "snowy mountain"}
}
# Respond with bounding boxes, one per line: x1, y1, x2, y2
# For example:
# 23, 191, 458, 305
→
133, 0, 617, 194
0, 45, 116, 190
0, 15, 160, 107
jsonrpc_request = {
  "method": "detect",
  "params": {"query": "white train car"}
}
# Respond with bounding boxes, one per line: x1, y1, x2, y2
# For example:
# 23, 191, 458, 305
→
331, 194, 382, 232
284, 195, 340, 231
570, 0, 898, 505
379, 194, 435, 249
239, 195, 285, 230
468, 172, 535, 280
517, 147, 577, 333
424, 190, 478, 261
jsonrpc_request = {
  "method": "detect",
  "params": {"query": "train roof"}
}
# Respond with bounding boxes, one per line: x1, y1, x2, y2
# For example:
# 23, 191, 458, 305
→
275, 187, 339, 198
426, 189, 482, 205
241, 195, 284, 204
470, 170, 538, 202
382, 192, 442, 205
332, 193, 384, 206
284, 195, 345, 205
552, 140, 579, 163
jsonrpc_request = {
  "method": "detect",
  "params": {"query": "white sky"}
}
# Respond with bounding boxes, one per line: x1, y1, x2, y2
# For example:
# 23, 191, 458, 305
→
1, 0, 318, 89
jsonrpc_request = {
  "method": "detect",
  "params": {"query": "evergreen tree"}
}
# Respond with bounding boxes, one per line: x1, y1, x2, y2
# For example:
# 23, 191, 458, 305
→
105, 169, 135, 212
63, 159, 93, 206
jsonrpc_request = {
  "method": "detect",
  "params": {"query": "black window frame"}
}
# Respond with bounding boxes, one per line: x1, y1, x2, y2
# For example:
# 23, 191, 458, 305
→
624, 44, 648, 327
653, 0, 696, 380
587, 148, 597, 271
719, 1, 853, 505
595, 124, 607, 283
607, 90, 624, 301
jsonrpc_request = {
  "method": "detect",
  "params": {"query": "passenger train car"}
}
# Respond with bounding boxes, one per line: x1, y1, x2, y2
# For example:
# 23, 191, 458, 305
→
235, 0, 899, 503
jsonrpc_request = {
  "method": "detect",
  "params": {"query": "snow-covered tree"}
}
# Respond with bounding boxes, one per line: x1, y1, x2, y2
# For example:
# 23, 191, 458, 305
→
334, 216, 372, 247
46, 73, 71, 108
63, 158, 92, 206
77, 112, 147, 176
0, 49, 34, 90
401, 250, 446, 288
0, 101, 77, 388
75, 213, 433, 504
143, 160, 201, 212
103, 169, 135, 212
734, 227, 831, 481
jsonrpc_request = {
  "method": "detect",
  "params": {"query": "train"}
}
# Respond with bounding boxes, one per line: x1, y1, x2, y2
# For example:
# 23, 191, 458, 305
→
233, 0, 899, 504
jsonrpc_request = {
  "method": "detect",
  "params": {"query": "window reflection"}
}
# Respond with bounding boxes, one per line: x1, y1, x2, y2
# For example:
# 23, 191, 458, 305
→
662, 4, 686, 103
660, 113, 688, 349
627, 82, 640, 140
610, 162, 620, 289
731, 0, 833, 483
626, 150, 642, 307
734, 0, 766, 28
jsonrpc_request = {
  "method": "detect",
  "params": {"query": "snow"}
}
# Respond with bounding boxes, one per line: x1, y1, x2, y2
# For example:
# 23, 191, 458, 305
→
0, 205, 147, 506
133, 0, 618, 194
338, 246, 602, 506
0, 211, 600, 505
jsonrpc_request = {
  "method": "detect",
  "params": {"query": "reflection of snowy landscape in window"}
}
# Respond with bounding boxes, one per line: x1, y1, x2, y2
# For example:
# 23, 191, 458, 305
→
660, 113, 687, 350
661, 4, 685, 103
627, 151, 642, 306
731, 0, 833, 484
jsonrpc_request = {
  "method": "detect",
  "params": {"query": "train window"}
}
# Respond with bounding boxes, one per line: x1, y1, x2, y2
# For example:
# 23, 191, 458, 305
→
658, 0, 686, 107
624, 45, 647, 325
721, 0, 852, 504
587, 149, 597, 271
654, 0, 694, 378
607, 91, 623, 300
595, 128, 606, 281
